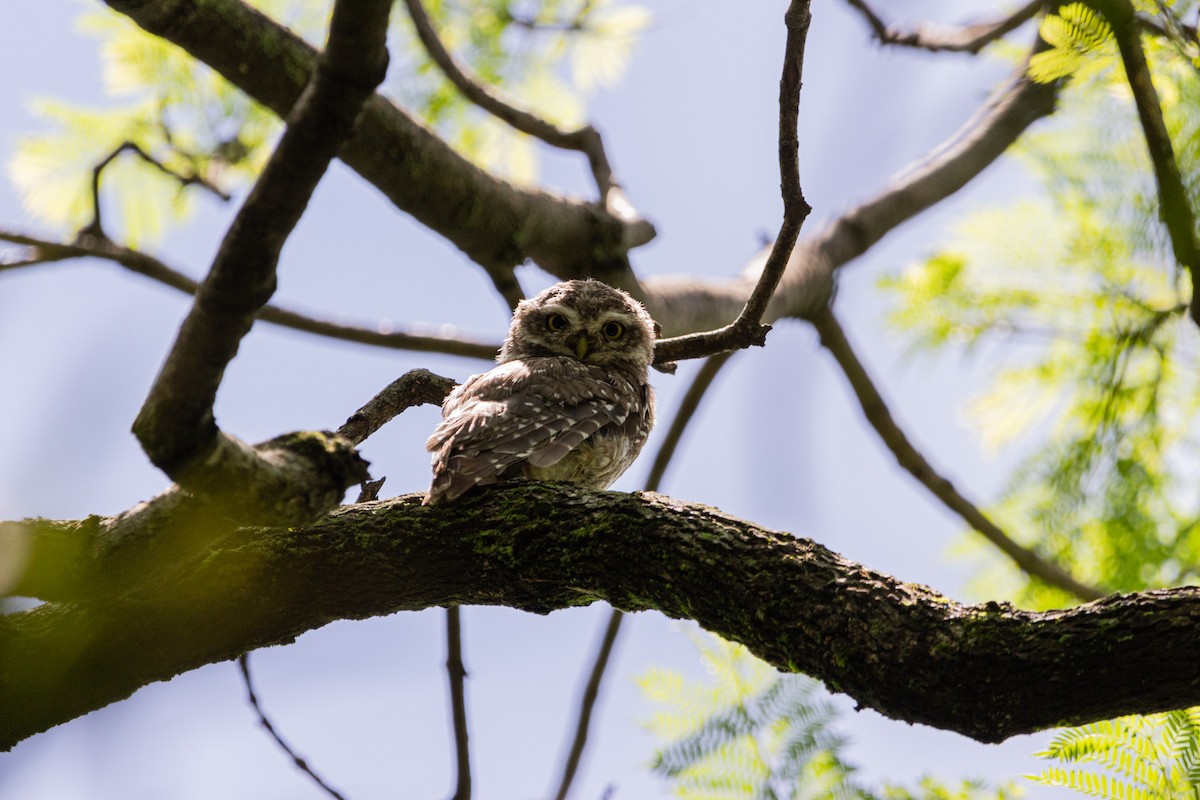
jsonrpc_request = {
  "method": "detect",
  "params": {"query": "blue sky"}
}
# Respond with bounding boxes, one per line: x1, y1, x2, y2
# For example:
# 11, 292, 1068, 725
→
0, 1, 1070, 798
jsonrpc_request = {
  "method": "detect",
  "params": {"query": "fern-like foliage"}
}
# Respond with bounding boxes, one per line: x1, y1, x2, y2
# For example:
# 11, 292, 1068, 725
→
1031, 709, 1200, 800
1028, 3, 1114, 84
881, 22, 1200, 609
641, 633, 1018, 800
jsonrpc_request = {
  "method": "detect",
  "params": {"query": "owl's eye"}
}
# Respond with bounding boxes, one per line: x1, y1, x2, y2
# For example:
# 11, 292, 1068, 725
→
546, 313, 569, 332
602, 320, 625, 340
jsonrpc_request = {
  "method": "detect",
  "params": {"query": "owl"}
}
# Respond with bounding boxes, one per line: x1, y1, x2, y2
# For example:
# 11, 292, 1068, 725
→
424, 279, 657, 505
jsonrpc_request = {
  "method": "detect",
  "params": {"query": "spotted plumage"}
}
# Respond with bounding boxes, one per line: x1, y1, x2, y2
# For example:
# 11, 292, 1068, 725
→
424, 279, 657, 505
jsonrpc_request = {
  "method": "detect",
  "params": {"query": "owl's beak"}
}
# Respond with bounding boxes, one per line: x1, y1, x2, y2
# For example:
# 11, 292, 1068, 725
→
575, 336, 590, 361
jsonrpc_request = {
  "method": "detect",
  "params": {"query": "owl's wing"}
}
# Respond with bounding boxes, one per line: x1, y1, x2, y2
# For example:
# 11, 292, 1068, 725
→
424, 359, 632, 504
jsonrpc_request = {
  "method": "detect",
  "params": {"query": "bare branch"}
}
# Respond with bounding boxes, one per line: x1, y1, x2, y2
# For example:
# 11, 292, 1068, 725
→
643, 353, 736, 493
0, 228, 500, 361
812, 308, 1106, 602
1086, 0, 1200, 327
81, 141, 232, 239
653, 1, 813, 365
238, 654, 349, 800
845, 0, 1045, 54
551, 608, 623, 800
445, 607, 471, 800
643, 39, 1061, 342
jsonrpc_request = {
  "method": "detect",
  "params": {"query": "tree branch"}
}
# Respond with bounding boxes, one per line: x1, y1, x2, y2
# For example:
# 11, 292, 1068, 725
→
3, 485, 1199, 751
643, 43, 1060, 343
0, 228, 500, 361
1085, 0, 1200, 327
337, 369, 457, 446
844, 0, 1045, 54
132, 0, 393, 483
4, 430, 369, 603
550, 607, 623, 800
238, 654, 349, 800
100, 0, 652, 282
812, 308, 1107, 601
652, 0, 813, 365
82, 141, 231, 239
400, 0, 644, 229
642, 353, 736, 493
445, 606, 471, 800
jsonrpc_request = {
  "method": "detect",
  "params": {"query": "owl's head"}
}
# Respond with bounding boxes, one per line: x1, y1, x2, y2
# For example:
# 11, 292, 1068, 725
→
499, 279, 658, 371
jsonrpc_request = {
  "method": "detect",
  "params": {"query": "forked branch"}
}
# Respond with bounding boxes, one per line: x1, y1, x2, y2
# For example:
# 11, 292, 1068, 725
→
81, 141, 231, 240
132, 0, 393, 483
652, 0, 813, 365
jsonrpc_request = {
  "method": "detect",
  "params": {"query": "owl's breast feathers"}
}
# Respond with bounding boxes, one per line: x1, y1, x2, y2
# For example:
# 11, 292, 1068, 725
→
423, 357, 653, 505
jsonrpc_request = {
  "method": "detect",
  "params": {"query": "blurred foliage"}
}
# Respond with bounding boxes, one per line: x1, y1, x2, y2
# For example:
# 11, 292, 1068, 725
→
1028, 3, 1115, 84
640, 633, 1019, 800
881, 1, 1200, 611
1030, 708, 1200, 799
8, 0, 647, 243
1028, 0, 1200, 85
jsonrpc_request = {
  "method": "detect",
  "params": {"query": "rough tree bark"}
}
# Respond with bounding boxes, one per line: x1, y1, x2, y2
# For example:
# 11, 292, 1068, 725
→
4, 483, 1200, 750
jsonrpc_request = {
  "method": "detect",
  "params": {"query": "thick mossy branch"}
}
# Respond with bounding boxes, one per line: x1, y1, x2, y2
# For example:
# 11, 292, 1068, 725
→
3, 483, 1200, 750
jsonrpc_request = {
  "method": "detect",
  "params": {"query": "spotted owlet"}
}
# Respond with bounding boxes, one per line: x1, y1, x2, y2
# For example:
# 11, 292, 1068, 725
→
424, 279, 657, 505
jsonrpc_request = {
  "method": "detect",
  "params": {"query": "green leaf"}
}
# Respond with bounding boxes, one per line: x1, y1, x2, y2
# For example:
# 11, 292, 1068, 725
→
1028, 3, 1115, 84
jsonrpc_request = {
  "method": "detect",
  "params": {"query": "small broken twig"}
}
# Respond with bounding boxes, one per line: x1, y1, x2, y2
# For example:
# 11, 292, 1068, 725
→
337, 369, 457, 446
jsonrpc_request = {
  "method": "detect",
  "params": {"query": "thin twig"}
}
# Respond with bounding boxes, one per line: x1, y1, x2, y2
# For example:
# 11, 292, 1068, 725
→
550, 608, 624, 800
0, 228, 499, 361
812, 308, 1106, 601
1086, 0, 1200, 328
238, 654, 349, 800
652, 1, 812, 366
445, 606, 471, 800
550, 353, 736, 800
844, 0, 1045, 54
401, 0, 633, 221
337, 369, 457, 446
82, 141, 231, 239
643, 353, 736, 493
